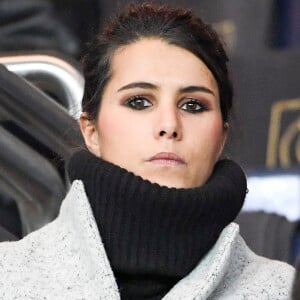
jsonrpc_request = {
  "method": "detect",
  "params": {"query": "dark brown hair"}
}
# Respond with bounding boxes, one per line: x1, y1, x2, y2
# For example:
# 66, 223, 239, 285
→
81, 3, 233, 122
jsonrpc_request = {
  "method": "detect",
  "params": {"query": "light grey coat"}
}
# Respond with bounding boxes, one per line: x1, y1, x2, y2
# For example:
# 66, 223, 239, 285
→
0, 180, 295, 299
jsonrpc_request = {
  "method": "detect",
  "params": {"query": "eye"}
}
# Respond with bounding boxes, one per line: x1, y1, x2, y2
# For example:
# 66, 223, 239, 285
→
124, 96, 152, 110
179, 99, 207, 113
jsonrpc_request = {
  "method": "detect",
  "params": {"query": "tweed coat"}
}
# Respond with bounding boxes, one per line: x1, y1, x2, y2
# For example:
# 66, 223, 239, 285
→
0, 180, 295, 299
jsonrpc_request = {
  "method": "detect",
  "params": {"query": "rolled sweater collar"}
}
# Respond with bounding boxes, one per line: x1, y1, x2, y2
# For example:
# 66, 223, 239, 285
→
67, 150, 247, 299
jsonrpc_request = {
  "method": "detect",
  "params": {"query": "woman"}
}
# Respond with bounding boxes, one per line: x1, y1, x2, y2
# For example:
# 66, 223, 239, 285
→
0, 3, 295, 299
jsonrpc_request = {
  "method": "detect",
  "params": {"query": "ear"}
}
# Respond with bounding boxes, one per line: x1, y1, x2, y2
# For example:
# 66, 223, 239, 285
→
79, 113, 101, 156
218, 122, 229, 158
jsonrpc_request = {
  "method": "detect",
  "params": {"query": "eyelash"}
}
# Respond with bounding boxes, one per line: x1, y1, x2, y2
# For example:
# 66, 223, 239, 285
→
124, 95, 152, 110
124, 95, 207, 113
180, 98, 207, 113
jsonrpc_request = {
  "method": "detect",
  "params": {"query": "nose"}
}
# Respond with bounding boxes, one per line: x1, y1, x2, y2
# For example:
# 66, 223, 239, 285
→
159, 130, 178, 138
154, 106, 182, 140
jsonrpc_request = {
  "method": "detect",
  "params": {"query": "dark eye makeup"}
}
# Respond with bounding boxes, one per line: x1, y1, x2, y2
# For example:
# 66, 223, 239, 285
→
124, 95, 208, 113
179, 99, 207, 113
124, 95, 152, 110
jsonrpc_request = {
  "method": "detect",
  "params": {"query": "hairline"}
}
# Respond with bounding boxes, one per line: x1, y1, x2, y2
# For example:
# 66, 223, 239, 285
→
91, 35, 223, 121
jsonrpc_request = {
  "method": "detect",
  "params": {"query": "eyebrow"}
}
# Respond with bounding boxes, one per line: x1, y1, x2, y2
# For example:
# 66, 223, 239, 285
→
179, 85, 215, 96
117, 82, 157, 92
117, 81, 215, 96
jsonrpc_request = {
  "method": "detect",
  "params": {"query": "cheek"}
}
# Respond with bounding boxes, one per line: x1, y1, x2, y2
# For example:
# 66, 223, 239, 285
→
97, 114, 110, 136
96, 110, 146, 156
193, 118, 225, 156
209, 120, 226, 156
97, 112, 125, 149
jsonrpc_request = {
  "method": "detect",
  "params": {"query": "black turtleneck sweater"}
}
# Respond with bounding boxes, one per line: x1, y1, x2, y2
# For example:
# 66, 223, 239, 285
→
68, 150, 247, 299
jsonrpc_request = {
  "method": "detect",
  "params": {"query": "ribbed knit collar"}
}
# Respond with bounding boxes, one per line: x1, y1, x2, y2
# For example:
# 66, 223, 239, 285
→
68, 150, 247, 299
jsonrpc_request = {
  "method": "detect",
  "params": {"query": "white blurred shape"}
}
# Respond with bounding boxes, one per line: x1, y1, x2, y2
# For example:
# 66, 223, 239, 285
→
243, 175, 300, 221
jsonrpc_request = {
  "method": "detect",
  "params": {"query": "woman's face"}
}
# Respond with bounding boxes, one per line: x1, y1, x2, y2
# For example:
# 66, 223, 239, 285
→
81, 38, 227, 188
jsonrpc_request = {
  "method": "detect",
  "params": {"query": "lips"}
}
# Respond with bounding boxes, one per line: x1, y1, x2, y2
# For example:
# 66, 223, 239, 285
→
148, 152, 186, 166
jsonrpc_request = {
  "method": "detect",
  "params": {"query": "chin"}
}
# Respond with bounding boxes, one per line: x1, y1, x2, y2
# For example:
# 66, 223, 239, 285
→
147, 176, 195, 189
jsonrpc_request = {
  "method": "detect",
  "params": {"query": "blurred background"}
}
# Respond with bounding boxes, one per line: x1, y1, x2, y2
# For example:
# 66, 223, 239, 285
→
0, 0, 299, 265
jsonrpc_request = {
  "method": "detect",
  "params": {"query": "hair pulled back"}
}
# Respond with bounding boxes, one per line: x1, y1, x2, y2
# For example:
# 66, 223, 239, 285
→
81, 3, 233, 122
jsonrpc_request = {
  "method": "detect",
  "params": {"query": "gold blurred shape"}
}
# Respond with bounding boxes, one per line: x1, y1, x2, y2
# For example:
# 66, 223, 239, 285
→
266, 98, 300, 169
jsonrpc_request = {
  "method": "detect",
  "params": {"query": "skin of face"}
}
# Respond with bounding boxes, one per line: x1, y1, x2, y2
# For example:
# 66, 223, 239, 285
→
80, 38, 228, 189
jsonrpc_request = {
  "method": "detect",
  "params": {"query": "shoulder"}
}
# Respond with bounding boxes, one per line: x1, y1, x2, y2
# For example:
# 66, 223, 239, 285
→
0, 180, 85, 262
0, 181, 118, 299
0, 180, 96, 254
212, 230, 295, 299
0, 180, 89, 251
165, 223, 294, 299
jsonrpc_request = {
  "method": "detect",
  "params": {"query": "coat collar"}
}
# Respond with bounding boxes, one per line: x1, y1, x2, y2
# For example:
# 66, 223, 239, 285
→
62, 180, 240, 299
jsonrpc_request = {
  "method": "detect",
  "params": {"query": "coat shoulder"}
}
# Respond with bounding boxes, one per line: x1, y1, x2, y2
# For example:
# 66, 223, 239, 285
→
0, 180, 119, 299
211, 234, 295, 299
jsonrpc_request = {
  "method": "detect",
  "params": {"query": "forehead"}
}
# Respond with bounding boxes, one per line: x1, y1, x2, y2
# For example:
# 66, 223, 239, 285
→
108, 38, 218, 94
